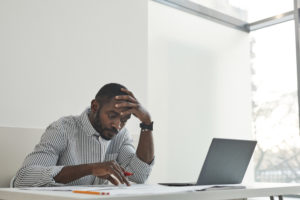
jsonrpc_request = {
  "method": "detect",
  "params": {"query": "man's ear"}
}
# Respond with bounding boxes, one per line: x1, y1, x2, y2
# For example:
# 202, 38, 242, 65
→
91, 99, 99, 113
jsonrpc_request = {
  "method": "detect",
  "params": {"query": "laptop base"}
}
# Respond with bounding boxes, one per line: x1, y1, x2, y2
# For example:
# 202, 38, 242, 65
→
159, 182, 196, 186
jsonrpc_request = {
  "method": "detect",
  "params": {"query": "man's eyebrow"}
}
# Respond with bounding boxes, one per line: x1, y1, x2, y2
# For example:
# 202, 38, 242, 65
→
107, 110, 119, 115
122, 114, 131, 119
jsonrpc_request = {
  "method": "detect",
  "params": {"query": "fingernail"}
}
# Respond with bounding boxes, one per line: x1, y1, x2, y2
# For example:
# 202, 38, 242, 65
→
115, 104, 118, 107
120, 112, 123, 115
115, 96, 119, 99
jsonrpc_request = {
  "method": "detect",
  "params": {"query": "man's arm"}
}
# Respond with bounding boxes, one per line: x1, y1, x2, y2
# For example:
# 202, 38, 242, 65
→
115, 88, 154, 164
14, 123, 66, 187
54, 161, 130, 186
53, 164, 92, 184
136, 124, 154, 164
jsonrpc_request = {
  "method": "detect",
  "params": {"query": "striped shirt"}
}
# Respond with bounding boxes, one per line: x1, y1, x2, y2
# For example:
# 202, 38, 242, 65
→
14, 108, 153, 187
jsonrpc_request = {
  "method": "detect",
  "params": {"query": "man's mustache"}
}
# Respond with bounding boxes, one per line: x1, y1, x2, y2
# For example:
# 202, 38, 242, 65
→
103, 128, 118, 133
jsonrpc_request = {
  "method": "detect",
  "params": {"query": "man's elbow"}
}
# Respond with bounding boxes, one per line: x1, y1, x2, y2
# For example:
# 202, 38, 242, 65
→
13, 171, 30, 188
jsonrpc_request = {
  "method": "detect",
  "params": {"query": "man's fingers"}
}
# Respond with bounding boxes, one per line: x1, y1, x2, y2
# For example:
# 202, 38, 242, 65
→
113, 164, 131, 186
107, 162, 128, 185
123, 176, 130, 186
106, 175, 119, 186
92, 161, 130, 186
115, 102, 138, 109
115, 95, 137, 103
121, 88, 135, 98
109, 167, 125, 185
120, 109, 135, 117
119, 165, 126, 173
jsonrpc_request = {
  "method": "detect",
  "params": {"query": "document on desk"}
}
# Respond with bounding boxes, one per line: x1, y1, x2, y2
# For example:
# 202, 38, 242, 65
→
18, 184, 245, 196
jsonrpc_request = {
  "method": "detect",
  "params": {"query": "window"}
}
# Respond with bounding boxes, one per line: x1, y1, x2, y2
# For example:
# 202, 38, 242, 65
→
251, 20, 300, 182
190, 0, 293, 22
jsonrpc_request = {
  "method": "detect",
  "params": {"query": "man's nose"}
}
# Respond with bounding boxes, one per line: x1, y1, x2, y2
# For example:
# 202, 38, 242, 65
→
111, 118, 121, 131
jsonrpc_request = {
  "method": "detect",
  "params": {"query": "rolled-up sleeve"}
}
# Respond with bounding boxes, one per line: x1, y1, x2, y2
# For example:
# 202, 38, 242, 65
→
14, 123, 67, 187
117, 131, 154, 183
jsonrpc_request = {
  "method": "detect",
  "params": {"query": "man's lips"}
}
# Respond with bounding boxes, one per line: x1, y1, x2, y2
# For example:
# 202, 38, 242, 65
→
103, 129, 118, 137
103, 128, 118, 134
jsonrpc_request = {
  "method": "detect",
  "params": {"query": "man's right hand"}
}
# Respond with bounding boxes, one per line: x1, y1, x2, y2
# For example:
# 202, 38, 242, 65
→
91, 161, 130, 186
54, 161, 130, 186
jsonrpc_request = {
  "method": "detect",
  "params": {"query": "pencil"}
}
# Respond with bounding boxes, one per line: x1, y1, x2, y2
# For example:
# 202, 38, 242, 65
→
72, 190, 110, 195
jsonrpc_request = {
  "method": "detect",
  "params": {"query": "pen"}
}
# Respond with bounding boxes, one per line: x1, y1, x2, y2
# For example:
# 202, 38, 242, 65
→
72, 190, 110, 195
124, 171, 133, 176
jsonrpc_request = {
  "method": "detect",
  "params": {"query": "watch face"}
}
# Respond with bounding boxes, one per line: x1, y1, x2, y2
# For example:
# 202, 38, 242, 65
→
140, 122, 153, 130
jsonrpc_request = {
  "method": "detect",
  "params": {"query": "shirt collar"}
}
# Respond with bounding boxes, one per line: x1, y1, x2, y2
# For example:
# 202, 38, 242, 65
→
79, 108, 111, 145
80, 108, 99, 137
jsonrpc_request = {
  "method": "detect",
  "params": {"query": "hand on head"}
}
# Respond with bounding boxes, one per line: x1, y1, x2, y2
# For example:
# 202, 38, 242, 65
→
115, 88, 152, 125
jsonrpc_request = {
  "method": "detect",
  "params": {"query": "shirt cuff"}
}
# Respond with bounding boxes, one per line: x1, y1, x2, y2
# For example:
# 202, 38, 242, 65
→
131, 154, 155, 175
41, 166, 65, 187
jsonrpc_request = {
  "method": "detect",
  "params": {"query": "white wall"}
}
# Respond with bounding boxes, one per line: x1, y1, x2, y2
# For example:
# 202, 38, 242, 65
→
148, 1, 252, 183
0, 0, 148, 129
0, 0, 148, 187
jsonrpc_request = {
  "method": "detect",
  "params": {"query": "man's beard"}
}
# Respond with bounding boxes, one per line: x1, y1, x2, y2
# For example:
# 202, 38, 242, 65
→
93, 109, 118, 141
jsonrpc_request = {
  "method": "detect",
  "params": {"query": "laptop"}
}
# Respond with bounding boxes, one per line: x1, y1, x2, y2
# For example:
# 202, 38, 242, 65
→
160, 138, 257, 186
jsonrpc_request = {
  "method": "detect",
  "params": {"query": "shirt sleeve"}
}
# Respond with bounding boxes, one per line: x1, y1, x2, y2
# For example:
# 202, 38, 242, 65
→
116, 130, 154, 183
14, 122, 67, 187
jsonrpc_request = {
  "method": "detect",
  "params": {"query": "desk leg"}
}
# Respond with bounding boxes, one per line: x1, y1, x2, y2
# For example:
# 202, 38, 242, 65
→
270, 196, 274, 200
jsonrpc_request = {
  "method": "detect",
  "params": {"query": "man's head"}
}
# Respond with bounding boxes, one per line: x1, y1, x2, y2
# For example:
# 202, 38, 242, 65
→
89, 83, 131, 140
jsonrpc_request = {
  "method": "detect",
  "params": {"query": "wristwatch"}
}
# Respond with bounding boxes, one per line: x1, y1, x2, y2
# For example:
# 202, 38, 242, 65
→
140, 121, 153, 132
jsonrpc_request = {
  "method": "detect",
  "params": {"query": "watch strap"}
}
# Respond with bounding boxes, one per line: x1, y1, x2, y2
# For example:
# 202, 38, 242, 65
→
140, 121, 153, 131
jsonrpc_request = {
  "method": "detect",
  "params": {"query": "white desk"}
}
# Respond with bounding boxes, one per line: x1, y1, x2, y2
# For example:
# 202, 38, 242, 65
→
1, 183, 300, 200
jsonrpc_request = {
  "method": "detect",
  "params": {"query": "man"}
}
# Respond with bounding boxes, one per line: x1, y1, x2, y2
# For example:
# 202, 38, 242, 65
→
14, 83, 154, 187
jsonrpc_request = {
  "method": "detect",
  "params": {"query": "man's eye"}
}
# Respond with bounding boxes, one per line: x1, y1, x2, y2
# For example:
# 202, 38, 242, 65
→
121, 115, 131, 123
120, 118, 127, 123
121, 114, 131, 123
108, 114, 117, 119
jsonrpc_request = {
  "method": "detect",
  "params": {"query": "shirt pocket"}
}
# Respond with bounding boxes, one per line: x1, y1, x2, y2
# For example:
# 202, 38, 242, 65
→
105, 153, 118, 162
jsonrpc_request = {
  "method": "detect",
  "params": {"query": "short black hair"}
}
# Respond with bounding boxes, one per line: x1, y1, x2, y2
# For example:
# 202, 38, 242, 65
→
95, 83, 127, 107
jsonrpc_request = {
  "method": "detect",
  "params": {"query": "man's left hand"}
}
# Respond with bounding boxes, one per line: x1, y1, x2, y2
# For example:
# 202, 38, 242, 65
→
114, 88, 151, 124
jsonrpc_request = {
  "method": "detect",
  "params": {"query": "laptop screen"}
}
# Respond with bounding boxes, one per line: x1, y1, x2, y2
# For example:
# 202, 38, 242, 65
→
196, 138, 257, 185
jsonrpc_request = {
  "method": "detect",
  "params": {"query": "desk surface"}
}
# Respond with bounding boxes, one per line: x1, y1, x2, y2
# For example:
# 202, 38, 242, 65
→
1, 183, 300, 200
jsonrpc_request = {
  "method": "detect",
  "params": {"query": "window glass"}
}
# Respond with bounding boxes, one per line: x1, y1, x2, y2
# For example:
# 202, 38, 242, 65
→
251, 20, 300, 182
